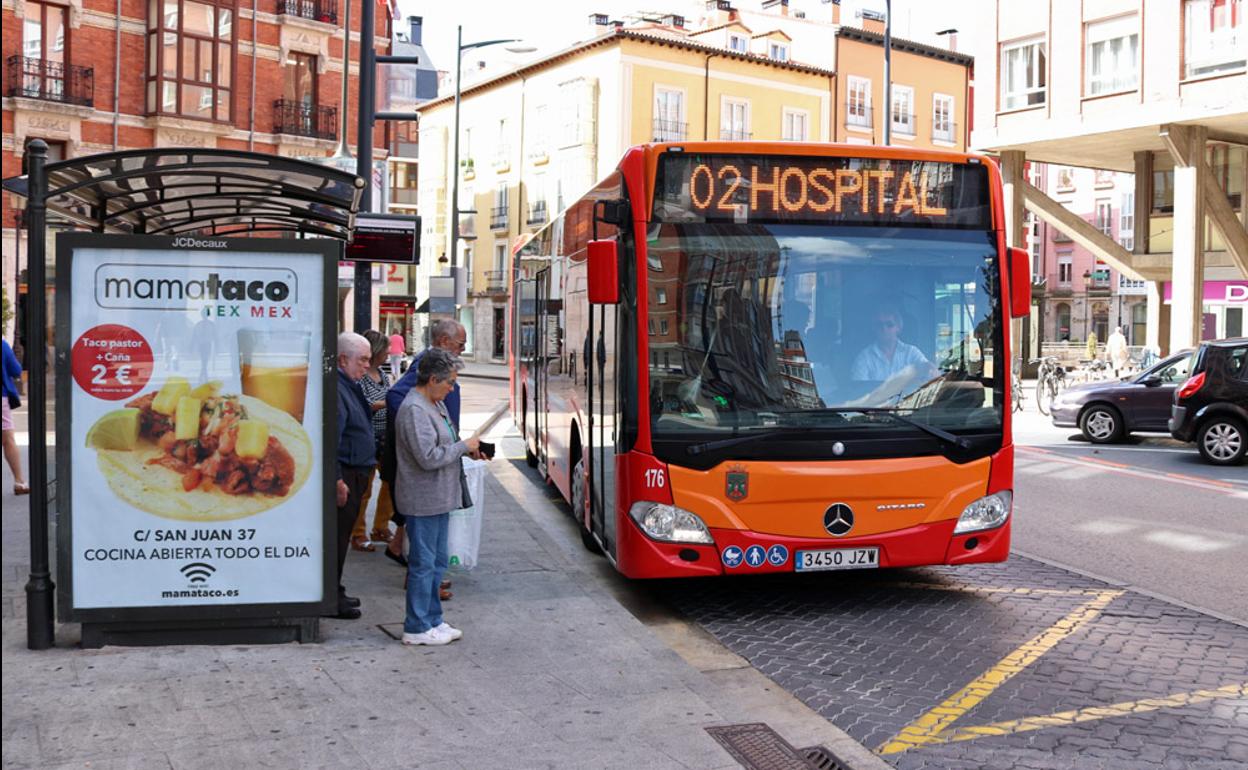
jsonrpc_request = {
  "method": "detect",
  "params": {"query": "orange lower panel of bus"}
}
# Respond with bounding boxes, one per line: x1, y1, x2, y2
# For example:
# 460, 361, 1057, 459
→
614, 516, 1010, 579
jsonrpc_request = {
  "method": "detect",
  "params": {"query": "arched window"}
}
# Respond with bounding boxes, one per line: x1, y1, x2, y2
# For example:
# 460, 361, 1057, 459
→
1055, 302, 1071, 341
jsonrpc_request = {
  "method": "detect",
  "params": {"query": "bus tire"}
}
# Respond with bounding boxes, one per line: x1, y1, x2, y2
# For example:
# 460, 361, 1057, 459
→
522, 391, 538, 468
572, 457, 603, 555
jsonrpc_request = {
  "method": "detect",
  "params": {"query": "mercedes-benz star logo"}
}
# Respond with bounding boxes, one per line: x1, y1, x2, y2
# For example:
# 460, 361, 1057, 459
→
823, 503, 854, 536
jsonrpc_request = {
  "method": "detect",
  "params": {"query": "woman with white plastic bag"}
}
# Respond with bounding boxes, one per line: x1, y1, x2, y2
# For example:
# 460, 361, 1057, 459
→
393, 349, 482, 647
447, 457, 488, 570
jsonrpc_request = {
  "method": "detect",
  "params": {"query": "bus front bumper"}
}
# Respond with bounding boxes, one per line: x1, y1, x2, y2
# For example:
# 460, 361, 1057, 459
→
614, 514, 1010, 579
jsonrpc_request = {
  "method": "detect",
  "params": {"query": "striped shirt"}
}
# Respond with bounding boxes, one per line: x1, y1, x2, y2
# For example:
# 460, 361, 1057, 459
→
359, 368, 391, 447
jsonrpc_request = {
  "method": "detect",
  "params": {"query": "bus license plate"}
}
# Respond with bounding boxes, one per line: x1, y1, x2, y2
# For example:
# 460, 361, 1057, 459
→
794, 547, 880, 572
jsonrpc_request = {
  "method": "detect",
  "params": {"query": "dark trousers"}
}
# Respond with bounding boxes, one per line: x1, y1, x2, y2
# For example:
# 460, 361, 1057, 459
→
337, 465, 371, 608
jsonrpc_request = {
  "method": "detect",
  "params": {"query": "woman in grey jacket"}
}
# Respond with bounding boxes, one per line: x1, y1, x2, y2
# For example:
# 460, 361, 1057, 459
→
394, 348, 480, 646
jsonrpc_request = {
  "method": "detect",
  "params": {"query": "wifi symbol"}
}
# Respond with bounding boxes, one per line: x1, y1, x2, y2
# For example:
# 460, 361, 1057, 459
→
180, 562, 216, 583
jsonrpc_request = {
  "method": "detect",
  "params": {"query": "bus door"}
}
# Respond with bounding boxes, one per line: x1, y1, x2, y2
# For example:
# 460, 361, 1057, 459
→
534, 267, 551, 476
515, 275, 538, 459
588, 297, 618, 554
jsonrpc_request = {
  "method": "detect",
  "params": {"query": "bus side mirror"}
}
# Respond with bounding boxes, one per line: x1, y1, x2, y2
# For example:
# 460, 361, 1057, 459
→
588, 240, 619, 304
1008, 247, 1030, 319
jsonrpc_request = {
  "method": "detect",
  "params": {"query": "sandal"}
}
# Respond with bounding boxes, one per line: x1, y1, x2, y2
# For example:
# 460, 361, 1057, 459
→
440, 588, 453, 601
440, 579, 452, 590
350, 535, 375, 552
13, 483, 30, 496
384, 548, 408, 568
370, 528, 392, 544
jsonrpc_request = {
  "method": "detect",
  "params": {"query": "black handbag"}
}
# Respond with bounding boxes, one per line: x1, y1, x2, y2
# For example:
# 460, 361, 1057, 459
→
6, 392, 18, 409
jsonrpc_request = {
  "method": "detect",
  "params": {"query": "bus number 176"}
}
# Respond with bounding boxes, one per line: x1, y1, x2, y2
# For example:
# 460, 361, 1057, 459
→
643, 468, 666, 488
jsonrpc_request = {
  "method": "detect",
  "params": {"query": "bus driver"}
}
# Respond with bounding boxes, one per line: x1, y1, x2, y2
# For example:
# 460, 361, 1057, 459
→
851, 303, 936, 382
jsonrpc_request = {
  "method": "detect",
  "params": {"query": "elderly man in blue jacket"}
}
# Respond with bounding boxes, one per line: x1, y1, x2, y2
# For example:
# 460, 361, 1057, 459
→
335, 331, 375, 620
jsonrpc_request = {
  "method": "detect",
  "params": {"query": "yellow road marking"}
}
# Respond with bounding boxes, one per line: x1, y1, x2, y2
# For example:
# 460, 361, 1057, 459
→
879, 589, 1124, 755
914, 682, 1248, 747
882, 582, 1099, 597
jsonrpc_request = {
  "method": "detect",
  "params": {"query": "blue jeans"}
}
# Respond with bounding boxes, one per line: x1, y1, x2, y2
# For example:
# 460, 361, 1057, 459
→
404, 513, 449, 634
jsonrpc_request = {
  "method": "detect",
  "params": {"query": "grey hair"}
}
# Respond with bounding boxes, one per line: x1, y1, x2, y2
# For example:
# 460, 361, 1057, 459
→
428, 318, 463, 345
337, 331, 369, 357
415, 347, 459, 386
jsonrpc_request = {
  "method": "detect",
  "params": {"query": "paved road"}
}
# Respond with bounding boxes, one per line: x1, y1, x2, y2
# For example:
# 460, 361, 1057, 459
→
490, 375, 1247, 769
1011, 394, 1248, 623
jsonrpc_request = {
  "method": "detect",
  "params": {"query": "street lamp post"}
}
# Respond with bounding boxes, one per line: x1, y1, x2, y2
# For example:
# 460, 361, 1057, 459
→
448, 27, 534, 307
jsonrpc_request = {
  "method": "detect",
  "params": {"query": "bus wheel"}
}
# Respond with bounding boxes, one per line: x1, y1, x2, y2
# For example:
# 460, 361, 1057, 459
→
521, 393, 538, 468
572, 457, 603, 555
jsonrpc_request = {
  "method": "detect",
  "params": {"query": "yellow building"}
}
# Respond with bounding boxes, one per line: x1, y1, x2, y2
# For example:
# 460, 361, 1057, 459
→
416, 24, 834, 361
415, 6, 974, 361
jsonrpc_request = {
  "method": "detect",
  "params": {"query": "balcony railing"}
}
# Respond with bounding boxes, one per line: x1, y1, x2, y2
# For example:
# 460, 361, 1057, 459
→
719, 128, 752, 141
6, 56, 93, 107
890, 114, 917, 136
273, 99, 337, 140
484, 270, 508, 294
845, 103, 872, 128
652, 119, 687, 142
931, 122, 958, 143
277, 0, 337, 24
490, 205, 508, 230
527, 201, 548, 226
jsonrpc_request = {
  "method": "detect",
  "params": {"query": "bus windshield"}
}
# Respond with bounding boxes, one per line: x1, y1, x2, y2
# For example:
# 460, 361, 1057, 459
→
645, 223, 1003, 461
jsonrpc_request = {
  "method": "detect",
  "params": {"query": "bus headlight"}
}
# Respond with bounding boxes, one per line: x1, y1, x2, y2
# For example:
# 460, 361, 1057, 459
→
954, 491, 1012, 534
628, 502, 714, 544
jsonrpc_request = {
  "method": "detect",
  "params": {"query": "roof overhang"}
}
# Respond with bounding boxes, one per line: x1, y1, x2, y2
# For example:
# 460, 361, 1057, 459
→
979, 116, 1248, 172
2, 148, 365, 239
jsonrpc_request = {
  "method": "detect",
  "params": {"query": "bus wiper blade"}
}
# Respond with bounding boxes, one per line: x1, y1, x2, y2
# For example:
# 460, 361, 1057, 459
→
812, 406, 972, 450
686, 427, 806, 456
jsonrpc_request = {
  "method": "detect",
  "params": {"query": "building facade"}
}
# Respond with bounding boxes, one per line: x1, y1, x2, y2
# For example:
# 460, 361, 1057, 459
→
2, 0, 394, 341
416, 2, 974, 362
971, 0, 1247, 355
1028, 163, 1148, 345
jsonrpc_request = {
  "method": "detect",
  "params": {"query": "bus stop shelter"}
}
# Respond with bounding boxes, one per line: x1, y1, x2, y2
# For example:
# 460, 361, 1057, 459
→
3, 142, 365, 648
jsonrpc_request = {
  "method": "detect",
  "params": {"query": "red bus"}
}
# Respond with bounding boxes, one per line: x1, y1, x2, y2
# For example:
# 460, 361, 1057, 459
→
510, 142, 1030, 578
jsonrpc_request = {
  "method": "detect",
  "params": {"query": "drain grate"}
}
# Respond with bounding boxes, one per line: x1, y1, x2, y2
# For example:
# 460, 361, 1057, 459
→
800, 745, 856, 770
705, 723, 818, 770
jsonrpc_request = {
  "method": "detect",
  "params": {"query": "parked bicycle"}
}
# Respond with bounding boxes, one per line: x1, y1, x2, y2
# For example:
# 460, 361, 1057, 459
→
1032, 356, 1067, 416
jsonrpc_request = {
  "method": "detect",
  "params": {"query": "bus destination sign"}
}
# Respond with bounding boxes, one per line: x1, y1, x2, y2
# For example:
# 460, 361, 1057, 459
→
654, 154, 991, 228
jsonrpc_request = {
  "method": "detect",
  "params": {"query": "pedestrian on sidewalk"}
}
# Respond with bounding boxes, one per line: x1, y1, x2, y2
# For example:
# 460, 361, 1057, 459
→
387, 328, 405, 377
380, 319, 466, 602
2, 337, 28, 496
1107, 326, 1129, 377
394, 348, 480, 646
349, 330, 396, 552
333, 332, 375, 621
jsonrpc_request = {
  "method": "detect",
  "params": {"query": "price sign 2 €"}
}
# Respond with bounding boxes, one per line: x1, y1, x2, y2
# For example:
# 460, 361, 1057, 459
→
71, 324, 155, 400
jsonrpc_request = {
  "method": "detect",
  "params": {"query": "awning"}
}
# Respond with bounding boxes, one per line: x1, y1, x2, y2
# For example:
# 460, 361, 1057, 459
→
2, 148, 365, 239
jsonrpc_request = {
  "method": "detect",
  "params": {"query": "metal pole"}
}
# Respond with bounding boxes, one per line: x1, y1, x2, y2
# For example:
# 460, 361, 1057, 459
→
450, 25, 463, 304
353, 0, 376, 332
883, 0, 892, 146
23, 139, 55, 650
331, 0, 352, 159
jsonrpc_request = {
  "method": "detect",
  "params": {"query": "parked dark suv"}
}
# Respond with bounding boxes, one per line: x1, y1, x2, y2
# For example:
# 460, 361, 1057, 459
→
1169, 337, 1248, 465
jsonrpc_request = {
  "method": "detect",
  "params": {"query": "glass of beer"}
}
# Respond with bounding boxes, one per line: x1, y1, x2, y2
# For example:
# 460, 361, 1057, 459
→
237, 329, 311, 422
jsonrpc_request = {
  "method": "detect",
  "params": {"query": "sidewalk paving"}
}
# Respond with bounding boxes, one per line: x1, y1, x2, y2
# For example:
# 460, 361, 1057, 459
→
1, 427, 888, 770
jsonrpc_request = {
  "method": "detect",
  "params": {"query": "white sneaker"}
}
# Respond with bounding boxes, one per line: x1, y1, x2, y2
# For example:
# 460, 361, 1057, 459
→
401, 628, 452, 646
434, 622, 463, 641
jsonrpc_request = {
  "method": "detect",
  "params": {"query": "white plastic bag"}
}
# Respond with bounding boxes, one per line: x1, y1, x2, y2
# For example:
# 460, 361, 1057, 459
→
447, 457, 487, 570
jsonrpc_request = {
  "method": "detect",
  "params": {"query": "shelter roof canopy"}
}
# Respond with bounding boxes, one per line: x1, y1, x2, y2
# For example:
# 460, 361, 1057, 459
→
3, 148, 365, 239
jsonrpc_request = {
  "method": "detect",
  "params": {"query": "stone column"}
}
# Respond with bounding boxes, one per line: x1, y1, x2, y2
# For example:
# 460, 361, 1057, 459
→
1162, 124, 1207, 352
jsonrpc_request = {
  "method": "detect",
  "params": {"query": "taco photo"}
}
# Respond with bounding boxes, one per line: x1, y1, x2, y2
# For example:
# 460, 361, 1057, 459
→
86, 376, 312, 521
